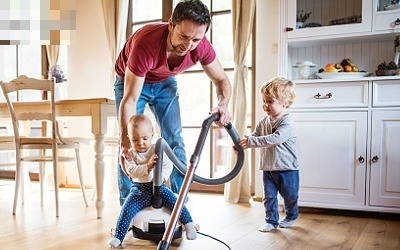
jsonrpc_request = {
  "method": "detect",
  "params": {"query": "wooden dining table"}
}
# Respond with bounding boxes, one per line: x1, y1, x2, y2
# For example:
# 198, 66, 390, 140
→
0, 98, 116, 219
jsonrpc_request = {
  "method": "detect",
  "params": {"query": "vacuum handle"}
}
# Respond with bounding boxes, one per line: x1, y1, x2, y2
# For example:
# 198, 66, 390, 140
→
190, 112, 221, 164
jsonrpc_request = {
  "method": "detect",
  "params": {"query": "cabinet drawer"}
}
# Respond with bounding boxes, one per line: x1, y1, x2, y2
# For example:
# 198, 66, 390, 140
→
292, 81, 368, 108
373, 80, 400, 107
375, 12, 400, 31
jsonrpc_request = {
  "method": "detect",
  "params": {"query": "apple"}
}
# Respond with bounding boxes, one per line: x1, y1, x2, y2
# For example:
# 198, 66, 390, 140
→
324, 63, 339, 73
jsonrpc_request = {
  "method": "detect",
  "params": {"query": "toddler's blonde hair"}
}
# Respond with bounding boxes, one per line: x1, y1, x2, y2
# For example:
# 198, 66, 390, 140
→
260, 77, 296, 108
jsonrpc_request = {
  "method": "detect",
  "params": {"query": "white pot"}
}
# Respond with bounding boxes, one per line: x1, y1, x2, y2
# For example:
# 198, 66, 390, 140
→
292, 61, 317, 80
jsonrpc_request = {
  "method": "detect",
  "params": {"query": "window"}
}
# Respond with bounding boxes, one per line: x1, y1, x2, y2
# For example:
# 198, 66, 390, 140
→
132, 0, 163, 31
0, 45, 42, 102
0, 45, 68, 177
129, 0, 254, 192
0, 45, 42, 175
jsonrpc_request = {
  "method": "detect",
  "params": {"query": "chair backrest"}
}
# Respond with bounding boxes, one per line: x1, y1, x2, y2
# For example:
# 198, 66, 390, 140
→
0, 75, 57, 148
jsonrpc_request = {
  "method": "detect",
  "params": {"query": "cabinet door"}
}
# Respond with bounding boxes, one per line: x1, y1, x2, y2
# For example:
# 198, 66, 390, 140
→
375, 0, 400, 31
370, 110, 400, 208
285, 0, 372, 39
290, 112, 367, 208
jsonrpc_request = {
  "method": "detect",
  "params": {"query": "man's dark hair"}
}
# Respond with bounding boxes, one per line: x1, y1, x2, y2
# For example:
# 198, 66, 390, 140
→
171, 0, 211, 32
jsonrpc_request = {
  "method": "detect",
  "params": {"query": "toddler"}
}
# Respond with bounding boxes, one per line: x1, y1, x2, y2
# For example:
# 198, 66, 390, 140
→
238, 77, 299, 232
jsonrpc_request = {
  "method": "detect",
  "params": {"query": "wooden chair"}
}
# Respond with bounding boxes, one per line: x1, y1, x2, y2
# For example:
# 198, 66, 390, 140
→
0, 75, 89, 217
0, 134, 15, 171
0, 121, 31, 182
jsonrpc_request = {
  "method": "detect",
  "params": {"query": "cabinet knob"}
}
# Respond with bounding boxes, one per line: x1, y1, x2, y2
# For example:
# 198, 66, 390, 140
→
371, 156, 379, 163
285, 27, 294, 32
313, 92, 332, 99
358, 156, 365, 163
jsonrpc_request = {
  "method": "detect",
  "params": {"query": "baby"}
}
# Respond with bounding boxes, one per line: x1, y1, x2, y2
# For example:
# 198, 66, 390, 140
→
108, 114, 198, 248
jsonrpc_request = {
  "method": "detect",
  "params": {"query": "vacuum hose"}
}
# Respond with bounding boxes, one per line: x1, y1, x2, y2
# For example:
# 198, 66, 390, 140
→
156, 113, 244, 250
155, 112, 245, 186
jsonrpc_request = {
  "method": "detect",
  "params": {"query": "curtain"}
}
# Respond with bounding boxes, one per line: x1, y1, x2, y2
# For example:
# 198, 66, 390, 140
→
44, 45, 60, 99
45, 45, 60, 72
224, 0, 256, 203
101, 0, 129, 86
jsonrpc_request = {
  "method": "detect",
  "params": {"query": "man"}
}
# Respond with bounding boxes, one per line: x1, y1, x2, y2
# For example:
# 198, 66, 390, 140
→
114, 0, 232, 205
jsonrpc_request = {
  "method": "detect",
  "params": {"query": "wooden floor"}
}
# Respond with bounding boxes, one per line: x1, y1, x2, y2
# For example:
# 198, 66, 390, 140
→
1, 179, 400, 250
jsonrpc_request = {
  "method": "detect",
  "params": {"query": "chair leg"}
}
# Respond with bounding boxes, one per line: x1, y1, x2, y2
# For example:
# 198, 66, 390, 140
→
75, 148, 88, 207
91, 187, 96, 201
20, 166, 24, 206
21, 162, 30, 205
39, 161, 45, 207
12, 161, 21, 215
53, 160, 59, 217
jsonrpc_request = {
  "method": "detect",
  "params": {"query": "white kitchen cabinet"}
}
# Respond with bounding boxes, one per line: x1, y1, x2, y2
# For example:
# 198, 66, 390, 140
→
369, 80, 400, 209
279, 0, 400, 79
275, 0, 400, 213
289, 79, 400, 213
369, 110, 400, 208
290, 81, 368, 109
374, 0, 400, 31
285, 0, 373, 40
284, 0, 400, 40
290, 111, 367, 208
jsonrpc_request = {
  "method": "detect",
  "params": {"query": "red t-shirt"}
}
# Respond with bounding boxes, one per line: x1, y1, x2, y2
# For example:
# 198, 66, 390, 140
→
115, 22, 216, 83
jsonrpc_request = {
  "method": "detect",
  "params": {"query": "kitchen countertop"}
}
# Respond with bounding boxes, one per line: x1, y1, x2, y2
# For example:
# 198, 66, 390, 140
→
294, 75, 400, 84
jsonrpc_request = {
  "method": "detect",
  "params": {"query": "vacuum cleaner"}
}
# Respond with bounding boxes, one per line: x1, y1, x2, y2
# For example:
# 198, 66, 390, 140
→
128, 113, 245, 248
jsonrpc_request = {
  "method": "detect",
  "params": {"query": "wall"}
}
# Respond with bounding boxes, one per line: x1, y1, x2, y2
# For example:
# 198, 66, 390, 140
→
253, 0, 280, 198
68, 0, 111, 99
62, 0, 116, 189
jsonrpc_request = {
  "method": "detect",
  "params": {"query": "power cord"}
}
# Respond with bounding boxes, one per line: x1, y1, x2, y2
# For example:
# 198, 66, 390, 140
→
197, 231, 231, 250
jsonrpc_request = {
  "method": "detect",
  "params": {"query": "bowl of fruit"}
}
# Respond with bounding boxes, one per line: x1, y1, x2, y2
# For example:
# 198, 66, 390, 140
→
316, 58, 369, 79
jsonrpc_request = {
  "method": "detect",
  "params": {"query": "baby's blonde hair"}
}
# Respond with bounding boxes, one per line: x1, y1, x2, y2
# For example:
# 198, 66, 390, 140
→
260, 77, 296, 108
127, 114, 154, 136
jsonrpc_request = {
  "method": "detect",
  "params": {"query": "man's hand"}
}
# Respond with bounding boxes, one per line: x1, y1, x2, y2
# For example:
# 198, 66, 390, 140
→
210, 104, 231, 127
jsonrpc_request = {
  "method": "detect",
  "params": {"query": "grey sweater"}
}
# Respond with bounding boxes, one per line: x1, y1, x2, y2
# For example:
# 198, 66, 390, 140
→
246, 113, 299, 171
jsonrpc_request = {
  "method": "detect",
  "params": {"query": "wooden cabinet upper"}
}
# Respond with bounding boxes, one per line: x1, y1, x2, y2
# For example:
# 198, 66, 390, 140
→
285, 0, 373, 40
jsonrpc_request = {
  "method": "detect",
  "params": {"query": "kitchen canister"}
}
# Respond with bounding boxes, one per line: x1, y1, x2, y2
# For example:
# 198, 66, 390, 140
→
292, 61, 317, 79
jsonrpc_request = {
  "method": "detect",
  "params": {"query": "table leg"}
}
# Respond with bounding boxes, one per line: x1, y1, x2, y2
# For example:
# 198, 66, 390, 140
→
93, 132, 105, 219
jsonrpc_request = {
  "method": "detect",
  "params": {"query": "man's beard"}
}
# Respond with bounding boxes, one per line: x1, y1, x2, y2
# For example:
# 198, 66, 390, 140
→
170, 36, 188, 56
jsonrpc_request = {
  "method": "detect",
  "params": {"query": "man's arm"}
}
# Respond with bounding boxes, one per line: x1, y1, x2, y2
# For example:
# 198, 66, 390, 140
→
118, 68, 145, 172
202, 58, 232, 126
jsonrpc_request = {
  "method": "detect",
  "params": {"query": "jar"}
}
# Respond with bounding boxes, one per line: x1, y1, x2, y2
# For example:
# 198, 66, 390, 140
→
292, 61, 317, 79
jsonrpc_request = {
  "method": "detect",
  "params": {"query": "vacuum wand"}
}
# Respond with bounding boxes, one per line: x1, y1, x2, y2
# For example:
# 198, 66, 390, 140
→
157, 158, 198, 249
157, 113, 221, 250
157, 113, 244, 250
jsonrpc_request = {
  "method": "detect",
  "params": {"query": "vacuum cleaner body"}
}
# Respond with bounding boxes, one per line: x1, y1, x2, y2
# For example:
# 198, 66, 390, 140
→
129, 206, 182, 242
127, 149, 184, 242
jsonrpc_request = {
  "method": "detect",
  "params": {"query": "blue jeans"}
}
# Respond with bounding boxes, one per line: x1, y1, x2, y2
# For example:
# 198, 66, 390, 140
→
262, 170, 299, 227
114, 76, 186, 205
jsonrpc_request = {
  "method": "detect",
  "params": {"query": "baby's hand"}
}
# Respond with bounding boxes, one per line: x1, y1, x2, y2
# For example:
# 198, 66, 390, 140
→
147, 154, 158, 172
